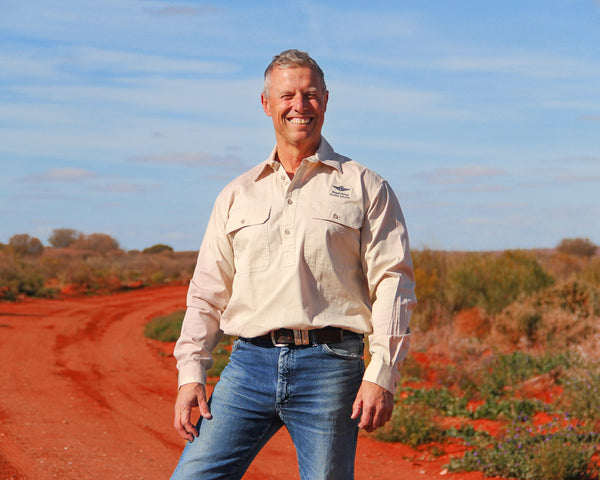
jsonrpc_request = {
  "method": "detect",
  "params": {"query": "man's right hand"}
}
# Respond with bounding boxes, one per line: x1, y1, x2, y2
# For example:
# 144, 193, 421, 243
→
173, 382, 212, 442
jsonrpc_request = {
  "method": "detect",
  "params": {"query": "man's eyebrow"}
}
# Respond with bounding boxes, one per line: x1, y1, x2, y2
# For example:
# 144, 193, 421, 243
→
278, 86, 320, 94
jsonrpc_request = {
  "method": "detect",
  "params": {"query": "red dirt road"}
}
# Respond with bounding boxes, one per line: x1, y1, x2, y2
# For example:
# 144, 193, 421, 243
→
0, 286, 487, 479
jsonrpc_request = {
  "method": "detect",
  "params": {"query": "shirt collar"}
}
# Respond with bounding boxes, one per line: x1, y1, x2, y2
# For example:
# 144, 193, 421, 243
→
254, 137, 341, 181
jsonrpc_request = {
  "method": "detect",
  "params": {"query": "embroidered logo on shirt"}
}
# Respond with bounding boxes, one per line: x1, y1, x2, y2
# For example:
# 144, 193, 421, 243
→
330, 185, 351, 199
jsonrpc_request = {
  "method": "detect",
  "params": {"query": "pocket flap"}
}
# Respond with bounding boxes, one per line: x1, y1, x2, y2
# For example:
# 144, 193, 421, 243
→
225, 206, 271, 234
311, 202, 363, 230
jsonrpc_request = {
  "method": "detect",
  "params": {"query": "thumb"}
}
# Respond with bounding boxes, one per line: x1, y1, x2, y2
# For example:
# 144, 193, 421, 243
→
197, 392, 212, 420
350, 396, 362, 420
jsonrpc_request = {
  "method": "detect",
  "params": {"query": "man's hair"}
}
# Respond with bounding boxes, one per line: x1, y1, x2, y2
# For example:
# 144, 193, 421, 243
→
262, 49, 327, 99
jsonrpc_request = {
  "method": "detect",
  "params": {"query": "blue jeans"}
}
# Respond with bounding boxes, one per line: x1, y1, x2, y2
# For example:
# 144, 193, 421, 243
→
170, 333, 365, 480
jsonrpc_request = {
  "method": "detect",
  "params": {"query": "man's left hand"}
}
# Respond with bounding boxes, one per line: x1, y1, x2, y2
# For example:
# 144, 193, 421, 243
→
351, 380, 394, 432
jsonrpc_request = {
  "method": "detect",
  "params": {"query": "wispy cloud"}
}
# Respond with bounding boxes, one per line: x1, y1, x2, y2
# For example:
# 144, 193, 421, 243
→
91, 182, 150, 193
554, 173, 600, 183
549, 155, 600, 164
144, 5, 224, 17
418, 166, 509, 185
435, 55, 585, 78
129, 152, 247, 171
21, 168, 98, 183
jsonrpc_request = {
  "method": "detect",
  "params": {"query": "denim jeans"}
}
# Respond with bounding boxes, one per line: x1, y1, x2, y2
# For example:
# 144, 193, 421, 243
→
170, 333, 365, 480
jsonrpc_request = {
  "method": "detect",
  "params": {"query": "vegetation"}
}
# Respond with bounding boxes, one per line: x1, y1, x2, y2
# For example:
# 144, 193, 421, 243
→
379, 240, 600, 479
3, 229, 600, 479
144, 309, 232, 379
0, 228, 195, 300
144, 310, 185, 342
557, 237, 598, 258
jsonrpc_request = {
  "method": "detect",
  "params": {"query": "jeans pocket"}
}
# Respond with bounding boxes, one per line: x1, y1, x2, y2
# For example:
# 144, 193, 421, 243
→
321, 335, 364, 360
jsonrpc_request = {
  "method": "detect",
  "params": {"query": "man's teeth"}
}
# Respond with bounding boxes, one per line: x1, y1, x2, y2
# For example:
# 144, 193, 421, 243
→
289, 118, 311, 124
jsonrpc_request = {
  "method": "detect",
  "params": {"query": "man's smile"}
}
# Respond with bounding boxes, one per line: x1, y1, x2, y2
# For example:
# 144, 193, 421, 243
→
288, 117, 312, 124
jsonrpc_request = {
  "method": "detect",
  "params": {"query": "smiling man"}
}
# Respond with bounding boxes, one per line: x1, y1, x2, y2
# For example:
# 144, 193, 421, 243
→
170, 49, 416, 480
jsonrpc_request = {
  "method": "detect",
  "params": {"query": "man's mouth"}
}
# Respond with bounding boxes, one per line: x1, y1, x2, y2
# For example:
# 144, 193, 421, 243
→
288, 118, 312, 125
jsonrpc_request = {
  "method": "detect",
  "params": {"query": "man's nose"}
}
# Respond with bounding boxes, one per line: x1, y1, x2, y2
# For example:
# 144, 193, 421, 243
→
292, 94, 308, 111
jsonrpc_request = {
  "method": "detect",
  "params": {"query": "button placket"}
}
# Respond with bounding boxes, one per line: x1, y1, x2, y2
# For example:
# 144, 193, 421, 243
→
281, 186, 298, 266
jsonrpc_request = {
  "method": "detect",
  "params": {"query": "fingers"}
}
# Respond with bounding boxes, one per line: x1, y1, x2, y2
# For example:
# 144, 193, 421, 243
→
352, 381, 394, 432
173, 383, 211, 442
174, 402, 198, 442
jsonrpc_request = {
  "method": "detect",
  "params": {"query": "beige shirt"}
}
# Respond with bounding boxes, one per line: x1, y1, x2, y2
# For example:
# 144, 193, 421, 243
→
174, 138, 416, 393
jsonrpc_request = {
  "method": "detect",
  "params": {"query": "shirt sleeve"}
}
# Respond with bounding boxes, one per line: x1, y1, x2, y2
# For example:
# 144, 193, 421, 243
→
360, 180, 416, 393
173, 194, 234, 388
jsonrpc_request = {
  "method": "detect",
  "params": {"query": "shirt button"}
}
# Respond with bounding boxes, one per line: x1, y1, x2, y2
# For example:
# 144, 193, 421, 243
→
287, 199, 293, 205
281, 175, 286, 181
284, 229, 290, 235
240, 219, 245, 224
333, 213, 339, 220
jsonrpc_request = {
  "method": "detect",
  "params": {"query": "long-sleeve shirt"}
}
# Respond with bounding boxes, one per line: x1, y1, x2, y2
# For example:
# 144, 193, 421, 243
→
174, 138, 416, 393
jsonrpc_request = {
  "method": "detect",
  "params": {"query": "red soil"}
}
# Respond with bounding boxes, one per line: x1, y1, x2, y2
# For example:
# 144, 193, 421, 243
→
0, 286, 496, 480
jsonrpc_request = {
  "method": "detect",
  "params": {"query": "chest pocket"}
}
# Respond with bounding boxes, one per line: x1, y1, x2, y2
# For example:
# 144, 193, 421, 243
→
304, 202, 363, 272
226, 206, 271, 274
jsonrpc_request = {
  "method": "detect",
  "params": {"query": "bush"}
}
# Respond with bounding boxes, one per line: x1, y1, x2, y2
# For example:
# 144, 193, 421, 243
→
144, 310, 185, 342
411, 249, 451, 330
447, 250, 554, 315
557, 237, 598, 258
143, 244, 174, 254
48, 228, 80, 248
8, 234, 44, 256
375, 403, 445, 447
72, 233, 120, 254
447, 418, 599, 480
494, 280, 600, 350
0, 252, 56, 300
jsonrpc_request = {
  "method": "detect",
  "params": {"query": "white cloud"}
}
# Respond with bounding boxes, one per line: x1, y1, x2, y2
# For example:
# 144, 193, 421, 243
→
21, 168, 98, 182
554, 173, 600, 183
418, 166, 509, 185
129, 152, 247, 170
435, 54, 587, 78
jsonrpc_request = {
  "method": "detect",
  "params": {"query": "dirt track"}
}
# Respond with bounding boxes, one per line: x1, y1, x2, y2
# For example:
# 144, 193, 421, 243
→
0, 286, 486, 479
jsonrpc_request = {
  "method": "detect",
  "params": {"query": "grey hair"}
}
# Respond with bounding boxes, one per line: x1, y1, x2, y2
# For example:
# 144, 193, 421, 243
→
262, 49, 327, 99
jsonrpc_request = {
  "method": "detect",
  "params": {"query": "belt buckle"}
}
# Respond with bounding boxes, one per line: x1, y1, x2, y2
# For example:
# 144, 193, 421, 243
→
293, 329, 310, 346
270, 329, 310, 346
271, 330, 288, 347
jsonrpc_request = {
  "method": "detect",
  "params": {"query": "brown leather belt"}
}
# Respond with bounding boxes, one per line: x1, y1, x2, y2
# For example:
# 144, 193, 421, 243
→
242, 327, 353, 347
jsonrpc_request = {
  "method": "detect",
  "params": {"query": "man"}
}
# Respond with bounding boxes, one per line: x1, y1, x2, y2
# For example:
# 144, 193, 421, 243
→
170, 49, 416, 480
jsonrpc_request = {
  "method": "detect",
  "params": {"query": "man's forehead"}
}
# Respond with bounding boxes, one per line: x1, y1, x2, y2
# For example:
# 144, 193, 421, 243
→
270, 67, 323, 89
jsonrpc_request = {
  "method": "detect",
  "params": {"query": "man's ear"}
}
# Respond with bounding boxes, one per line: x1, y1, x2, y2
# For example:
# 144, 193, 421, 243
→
261, 93, 272, 117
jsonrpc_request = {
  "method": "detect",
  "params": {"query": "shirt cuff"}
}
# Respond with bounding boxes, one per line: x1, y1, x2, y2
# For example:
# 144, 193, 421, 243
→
363, 358, 401, 394
177, 360, 208, 389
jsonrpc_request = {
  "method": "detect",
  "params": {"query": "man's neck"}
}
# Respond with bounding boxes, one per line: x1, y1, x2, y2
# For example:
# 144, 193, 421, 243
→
276, 138, 321, 176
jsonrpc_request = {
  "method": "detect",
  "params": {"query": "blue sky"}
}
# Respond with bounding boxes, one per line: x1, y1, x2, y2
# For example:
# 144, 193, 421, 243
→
1, 0, 599, 252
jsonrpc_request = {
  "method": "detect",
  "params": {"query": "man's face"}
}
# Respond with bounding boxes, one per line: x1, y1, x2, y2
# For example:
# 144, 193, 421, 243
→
261, 66, 328, 154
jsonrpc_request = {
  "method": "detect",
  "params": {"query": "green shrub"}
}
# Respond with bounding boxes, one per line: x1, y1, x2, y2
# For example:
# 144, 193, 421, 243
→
402, 386, 469, 417
144, 310, 185, 342
0, 252, 56, 300
375, 403, 444, 447
448, 250, 554, 315
560, 368, 600, 424
447, 418, 599, 480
